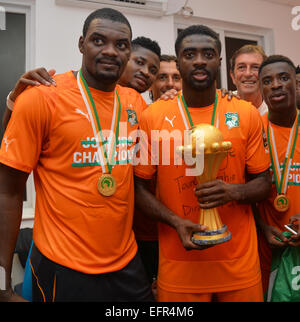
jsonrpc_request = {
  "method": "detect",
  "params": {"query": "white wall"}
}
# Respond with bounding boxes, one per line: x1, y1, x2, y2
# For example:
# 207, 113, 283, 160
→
35, 0, 87, 72
33, 0, 179, 73
30, 0, 300, 73
188, 0, 300, 65
3, 0, 299, 72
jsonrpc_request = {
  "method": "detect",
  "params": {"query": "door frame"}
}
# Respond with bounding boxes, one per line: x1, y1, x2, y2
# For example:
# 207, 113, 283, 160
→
0, 0, 36, 223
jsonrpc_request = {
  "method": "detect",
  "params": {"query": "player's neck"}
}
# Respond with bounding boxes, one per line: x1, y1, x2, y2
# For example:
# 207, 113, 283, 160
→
182, 84, 216, 108
77, 67, 117, 92
239, 91, 263, 109
269, 106, 297, 128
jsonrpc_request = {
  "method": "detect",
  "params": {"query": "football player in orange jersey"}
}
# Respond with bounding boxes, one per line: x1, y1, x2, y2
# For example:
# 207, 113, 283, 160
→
134, 24, 271, 302
256, 55, 300, 294
0, 8, 154, 302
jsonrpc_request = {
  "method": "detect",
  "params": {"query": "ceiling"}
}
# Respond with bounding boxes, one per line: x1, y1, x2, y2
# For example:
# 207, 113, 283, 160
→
257, 0, 300, 6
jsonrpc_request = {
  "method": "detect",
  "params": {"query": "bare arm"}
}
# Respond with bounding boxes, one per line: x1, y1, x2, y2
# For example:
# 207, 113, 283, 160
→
194, 169, 272, 209
134, 175, 210, 251
0, 164, 29, 301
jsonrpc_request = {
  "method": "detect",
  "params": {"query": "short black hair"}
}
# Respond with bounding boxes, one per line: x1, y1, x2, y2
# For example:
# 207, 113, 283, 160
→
296, 65, 300, 75
175, 25, 222, 56
131, 36, 161, 59
82, 8, 132, 39
259, 54, 296, 76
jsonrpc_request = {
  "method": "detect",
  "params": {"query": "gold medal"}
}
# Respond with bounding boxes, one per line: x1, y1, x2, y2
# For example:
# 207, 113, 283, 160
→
274, 194, 290, 212
77, 70, 121, 198
267, 112, 299, 213
97, 174, 116, 197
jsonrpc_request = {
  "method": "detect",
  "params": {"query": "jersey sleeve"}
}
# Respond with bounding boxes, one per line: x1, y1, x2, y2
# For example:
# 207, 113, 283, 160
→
0, 87, 51, 173
246, 106, 270, 174
133, 106, 157, 180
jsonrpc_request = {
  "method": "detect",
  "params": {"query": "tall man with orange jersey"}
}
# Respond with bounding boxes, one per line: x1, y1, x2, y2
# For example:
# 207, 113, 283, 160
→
0, 8, 153, 302
256, 55, 300, 293
134, 25, 271, 302
2, 35, 162, 297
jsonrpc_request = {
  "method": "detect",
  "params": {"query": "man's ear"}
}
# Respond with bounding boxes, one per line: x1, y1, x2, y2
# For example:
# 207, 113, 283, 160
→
79, 36, 84, 54
218, 57, 222, 69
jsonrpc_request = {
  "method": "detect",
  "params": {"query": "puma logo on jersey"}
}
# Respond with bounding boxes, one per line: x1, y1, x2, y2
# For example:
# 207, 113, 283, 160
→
165, 115, 176, 127
3, 137, 15, 152
75, 108, 90, 122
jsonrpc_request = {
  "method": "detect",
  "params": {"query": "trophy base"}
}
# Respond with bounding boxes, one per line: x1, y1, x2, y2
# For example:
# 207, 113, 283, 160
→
192, 225, 231, 246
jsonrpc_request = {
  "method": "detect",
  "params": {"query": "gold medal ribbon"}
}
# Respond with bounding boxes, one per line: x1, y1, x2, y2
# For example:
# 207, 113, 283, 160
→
178, 91, 219, 130
267, 111, 299, 197
77, 69, 121, 174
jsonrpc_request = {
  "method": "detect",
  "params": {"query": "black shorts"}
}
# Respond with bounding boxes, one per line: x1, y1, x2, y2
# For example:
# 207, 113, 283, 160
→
137, 240, 158, 283
30, 243, 154, 302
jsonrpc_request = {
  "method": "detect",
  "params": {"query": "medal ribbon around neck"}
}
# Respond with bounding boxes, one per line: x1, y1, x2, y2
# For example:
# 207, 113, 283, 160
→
267, 111, 299, 196
77, 69, 121, 174
178, 91, 219, 130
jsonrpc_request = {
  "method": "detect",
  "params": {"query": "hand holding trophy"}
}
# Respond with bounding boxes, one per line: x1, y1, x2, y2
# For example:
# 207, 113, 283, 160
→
177, 123, 232, 246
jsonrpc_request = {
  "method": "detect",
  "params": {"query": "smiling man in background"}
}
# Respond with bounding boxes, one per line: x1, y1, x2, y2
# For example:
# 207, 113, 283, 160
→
149, 54, 182, 102
230, 44, 268, 116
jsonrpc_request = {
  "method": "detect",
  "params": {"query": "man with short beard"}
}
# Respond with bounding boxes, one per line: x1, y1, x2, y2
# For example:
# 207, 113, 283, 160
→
0, 8, 153, 302
2, 35, 162, 298
134, 24, 271, 302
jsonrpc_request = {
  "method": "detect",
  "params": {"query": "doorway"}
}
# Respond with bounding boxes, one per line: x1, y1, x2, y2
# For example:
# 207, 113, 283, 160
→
0, 11, 26, 140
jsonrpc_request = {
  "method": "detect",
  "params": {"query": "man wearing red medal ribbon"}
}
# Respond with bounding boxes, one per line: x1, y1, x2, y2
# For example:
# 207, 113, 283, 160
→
0, 8, 154, 301
256, 55, 300, 294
